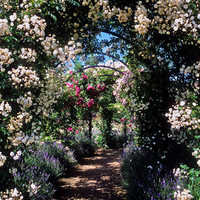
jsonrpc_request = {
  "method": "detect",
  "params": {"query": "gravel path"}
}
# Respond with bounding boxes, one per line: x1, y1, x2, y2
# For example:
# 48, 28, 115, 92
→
54, 148, 127, 200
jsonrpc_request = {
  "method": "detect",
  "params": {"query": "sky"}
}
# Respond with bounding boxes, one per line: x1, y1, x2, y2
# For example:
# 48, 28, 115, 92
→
67, 31, 126, 72
96, 32, 125, 63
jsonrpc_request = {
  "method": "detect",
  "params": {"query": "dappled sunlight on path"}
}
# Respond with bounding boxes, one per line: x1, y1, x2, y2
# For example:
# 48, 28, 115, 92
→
54, 148, 127, 200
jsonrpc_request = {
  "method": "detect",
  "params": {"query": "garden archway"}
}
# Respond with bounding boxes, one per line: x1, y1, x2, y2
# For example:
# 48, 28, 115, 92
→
66, 62, 125, 139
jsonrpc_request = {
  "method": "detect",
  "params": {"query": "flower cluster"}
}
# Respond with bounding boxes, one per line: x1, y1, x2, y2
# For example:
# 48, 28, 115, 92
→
165, 101, 195, 130
173, 167, 188, 180
87, 99, 95, 108
85, 0, 132, 24
134, 1, 151, 34
9, 167, 18, 175
17, 95, 33, 108
10, 150, 22, 160
0, 48, 14, 68
41, 35, 60, 56
8, 131, 40, 146
174, 187, 193, 200
13, 154, 55, 199
113, 69, 150, 115
153, 0, 200, 38
166, 100, 200, 146
0, 19, 10, 36
117, 6, 132, 23
8, 66, 40, 88
192, 148, 200, 167
65, 71, 105, 109
0, 101, 12, 117
87, 0, 111, 21
113, 70, 134, 104
0, 151, 6, 167
8, 111, 32, 130
132, 0, 200, 42
0, 188, 23, 200
9, 12, 17, 26
36, 70, 63, 117
41, 35, 82, 64
180, 61, 200, 85
19, 48, 37, 62
165, 59, 200, 144
27, 183, 41, 197
165, 94, 200, 146
87, 83, 105, 97
17, 15, 46, 39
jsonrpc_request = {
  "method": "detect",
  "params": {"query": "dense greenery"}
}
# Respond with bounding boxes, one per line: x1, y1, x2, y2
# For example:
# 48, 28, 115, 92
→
0, 0, 200, 199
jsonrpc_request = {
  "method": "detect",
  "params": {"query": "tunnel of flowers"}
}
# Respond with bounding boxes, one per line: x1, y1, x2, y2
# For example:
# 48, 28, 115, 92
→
0, 0, 200, 199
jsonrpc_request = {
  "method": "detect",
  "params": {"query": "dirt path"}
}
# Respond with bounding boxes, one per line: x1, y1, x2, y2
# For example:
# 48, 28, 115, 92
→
54, 148, 127, 200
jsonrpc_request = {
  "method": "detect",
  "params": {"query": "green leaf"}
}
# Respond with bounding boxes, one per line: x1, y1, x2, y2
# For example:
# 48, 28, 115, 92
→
56, 5, 60, 11
68, 0, 80, 6
50, 14, 57, 22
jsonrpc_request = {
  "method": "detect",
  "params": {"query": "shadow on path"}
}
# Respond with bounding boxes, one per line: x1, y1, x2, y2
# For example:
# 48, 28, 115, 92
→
54, 148, 127, 200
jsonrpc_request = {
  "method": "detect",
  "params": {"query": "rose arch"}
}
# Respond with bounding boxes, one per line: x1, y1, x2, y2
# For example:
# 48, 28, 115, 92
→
65, 58, 127, 140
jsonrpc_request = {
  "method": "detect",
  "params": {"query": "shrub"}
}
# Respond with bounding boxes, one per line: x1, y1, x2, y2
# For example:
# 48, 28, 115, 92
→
92, 129, 134, 149
65, 132, 97, 160
109, 130, 135, 149
95, 133, 107, 148
113, 133, 128, 148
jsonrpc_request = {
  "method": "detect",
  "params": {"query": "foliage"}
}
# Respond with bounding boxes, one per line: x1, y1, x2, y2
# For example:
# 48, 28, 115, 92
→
178, 148, 200, 200
98, 85, 116, 148
179, 164, 200, 200
0, 0, 82, 188
110, 131, 130, 149
93, 131, 108, 148
92, 127, 132, 149
63, 132, 97, 160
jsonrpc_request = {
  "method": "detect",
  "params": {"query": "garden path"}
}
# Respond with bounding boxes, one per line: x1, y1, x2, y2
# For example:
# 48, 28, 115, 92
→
54, 148, 127, 200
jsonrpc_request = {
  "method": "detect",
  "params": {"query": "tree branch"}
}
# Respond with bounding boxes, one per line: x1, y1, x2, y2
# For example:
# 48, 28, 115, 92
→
66, 65, 124, 81
100, 29, 134, 46
80, 51, 129, 69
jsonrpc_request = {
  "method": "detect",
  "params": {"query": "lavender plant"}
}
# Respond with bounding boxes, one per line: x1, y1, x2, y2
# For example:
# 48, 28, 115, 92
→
37, 141, 77, 170
24, 146, 66, 182
120, 141, 186, 200
13, 161, 55, 200
10, 141, 79, 199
